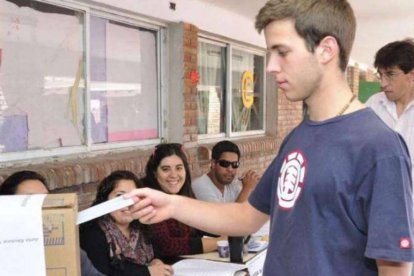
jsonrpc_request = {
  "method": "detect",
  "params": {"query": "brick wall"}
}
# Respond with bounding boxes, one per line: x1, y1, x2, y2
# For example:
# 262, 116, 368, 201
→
346, 65, 360, 95
276, 93, 303, 141
183, 23, 199, 143
0, 22, 303, 210
360, 69, 377, 82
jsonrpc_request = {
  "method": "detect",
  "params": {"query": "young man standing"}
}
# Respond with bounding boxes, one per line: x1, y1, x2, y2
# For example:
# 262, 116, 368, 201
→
129, 1, 414, 275
367, 39, 414, 181
192, 140, 259, 203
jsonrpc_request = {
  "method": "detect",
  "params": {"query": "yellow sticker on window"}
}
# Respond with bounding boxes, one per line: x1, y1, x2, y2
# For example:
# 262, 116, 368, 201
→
241, 70, 254, 109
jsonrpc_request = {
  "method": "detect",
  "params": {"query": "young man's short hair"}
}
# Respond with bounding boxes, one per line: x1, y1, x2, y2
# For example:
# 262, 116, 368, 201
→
211, 141, 241, 161
255, 0, 356, 71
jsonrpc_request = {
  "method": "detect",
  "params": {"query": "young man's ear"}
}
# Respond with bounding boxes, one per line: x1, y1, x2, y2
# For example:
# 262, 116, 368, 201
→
409, 69, 414, 83
315, 36, 339, 65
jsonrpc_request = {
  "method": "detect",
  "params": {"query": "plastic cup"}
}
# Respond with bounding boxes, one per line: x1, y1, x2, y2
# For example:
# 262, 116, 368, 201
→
217, 240, 229, 258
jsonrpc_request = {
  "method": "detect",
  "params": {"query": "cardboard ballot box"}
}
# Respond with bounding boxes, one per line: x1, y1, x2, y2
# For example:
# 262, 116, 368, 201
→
42, 194, 80, 276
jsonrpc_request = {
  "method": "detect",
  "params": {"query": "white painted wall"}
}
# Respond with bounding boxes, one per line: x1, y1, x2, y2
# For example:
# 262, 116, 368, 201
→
90, 0, 266, 48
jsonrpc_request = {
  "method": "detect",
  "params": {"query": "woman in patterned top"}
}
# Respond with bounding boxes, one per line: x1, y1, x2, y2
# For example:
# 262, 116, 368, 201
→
141, 143, 224, 263
80, 170, 173, 276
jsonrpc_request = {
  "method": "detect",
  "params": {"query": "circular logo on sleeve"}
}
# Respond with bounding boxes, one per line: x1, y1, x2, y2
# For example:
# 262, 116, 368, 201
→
277, 150, 306, 209
400, 237, 412, 249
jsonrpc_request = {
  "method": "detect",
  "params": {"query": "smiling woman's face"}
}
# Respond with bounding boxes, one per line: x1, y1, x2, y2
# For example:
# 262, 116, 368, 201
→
108, 179, 136, 226
155, 154, 186, 194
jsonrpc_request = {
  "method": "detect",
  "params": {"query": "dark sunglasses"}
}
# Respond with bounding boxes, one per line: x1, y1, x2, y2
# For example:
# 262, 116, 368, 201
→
216, 159, 240, 169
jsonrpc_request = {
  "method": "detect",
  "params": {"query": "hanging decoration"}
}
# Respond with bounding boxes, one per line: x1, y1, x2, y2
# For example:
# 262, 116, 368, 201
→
189, 70, 200, 85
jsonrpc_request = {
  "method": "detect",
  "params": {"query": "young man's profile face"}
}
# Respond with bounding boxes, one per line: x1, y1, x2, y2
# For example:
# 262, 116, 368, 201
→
264, 19, 323, 103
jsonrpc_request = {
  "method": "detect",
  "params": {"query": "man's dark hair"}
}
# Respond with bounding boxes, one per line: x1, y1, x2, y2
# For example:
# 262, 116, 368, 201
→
0, 170, 49, 195
211, 140, 241, 161
374, 38, 414, 73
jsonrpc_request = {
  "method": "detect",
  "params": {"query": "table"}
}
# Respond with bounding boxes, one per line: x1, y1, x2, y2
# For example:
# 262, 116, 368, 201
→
175, 248, 267, 276
174, 221, 270, 275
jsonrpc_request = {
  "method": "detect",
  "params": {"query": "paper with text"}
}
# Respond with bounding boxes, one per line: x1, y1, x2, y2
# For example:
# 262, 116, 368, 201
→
173, 259, 247, 276
0, 194, 47, 276
77, 196, 135, 224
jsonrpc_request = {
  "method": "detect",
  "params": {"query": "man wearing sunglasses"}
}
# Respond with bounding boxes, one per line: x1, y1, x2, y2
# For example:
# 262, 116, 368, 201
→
366, 39, 414, 183
192, 140, 260, 203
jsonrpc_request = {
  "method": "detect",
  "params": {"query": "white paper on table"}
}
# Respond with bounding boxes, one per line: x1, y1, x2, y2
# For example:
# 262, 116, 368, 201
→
77, 196, 135, 225
246, 249, 267, 276
247, 240, 268, 252
0, 194, 47, 276
173, 259, 247, 276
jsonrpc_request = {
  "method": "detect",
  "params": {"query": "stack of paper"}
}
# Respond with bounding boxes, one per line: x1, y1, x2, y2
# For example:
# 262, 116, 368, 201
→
173, 259, 247, 276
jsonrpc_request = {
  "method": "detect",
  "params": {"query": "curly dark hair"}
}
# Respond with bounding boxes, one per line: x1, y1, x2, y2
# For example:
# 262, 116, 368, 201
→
141, 143, 194, 198
0, 170, 49, 195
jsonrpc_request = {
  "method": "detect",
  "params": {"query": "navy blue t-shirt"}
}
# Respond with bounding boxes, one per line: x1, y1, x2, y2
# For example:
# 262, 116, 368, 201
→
249, 108, 414, 276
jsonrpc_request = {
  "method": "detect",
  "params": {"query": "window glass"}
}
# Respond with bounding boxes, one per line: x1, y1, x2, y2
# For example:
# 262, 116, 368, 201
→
0, 0, 85, 152
197, 42, 226, 135
231, 49, 264, 132
197, 40, 265, 137
90, 17, 158, 143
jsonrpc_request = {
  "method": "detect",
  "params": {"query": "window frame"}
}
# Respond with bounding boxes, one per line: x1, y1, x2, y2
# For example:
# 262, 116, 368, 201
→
198, 35, 267, 140
0, 0, 166, 163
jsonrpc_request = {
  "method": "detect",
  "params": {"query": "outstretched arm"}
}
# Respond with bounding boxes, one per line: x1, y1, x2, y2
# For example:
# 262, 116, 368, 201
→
127, 188, 269, 236
377, 260, 412, 276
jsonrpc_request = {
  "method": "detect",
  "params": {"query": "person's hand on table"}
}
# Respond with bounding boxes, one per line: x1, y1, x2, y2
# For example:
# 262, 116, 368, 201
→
148, 259, 173, 276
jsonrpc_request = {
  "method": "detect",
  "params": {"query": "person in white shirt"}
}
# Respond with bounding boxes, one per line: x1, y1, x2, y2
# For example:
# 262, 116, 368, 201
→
192, 140, 260, 203
366, 39, 414, 181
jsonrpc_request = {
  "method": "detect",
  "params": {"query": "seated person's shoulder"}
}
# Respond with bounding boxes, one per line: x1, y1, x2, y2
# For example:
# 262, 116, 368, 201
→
191, 174, 221, 202
192, 174, 207, 185
191, 174, 212, 192
80, 221, 105, 243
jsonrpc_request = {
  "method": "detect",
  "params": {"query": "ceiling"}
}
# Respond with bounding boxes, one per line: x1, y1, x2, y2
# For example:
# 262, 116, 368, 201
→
200, 0, 414, 70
